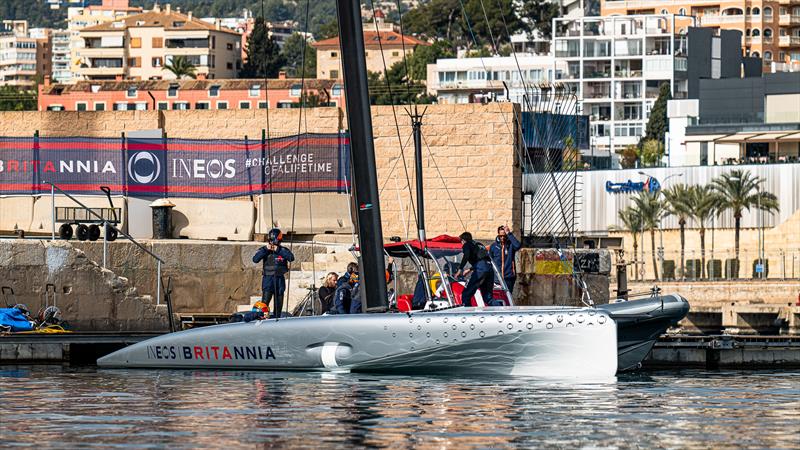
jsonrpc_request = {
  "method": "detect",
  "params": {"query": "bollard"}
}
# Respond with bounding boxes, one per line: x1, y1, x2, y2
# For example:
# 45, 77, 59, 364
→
149, 199, 175, 239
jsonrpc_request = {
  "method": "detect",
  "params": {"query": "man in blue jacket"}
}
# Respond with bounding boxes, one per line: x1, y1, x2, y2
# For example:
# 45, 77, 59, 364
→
253, 228, 295, 318
332, 262, 361, 314
489, 225, 522, 293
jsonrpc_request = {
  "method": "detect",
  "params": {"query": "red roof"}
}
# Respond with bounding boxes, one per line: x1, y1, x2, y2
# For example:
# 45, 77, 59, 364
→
312, 30, 429, 49
384, 235, 463, 258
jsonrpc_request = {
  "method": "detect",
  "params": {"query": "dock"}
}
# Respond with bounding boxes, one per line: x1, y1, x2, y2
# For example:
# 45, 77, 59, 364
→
2, 332, 800, 369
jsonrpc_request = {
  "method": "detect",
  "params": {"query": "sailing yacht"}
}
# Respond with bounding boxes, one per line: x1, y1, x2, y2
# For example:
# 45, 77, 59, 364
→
98, 0, 620, 378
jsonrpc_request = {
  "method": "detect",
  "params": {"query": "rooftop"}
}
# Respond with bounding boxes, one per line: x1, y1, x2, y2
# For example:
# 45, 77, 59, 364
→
41, 78, 340, 95
81, 7, 240, 35
312, 30, 429, 49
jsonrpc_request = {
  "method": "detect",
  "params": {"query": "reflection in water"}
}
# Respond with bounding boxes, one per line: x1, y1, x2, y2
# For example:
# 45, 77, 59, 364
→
0, 367, 798, 448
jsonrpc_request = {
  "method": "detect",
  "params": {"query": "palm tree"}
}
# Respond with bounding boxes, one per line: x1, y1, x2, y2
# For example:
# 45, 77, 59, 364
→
616, 206, 644, 281
632, 191, 667, 281
663, 183, 693, 280
163, 56, 197, 79
688, 185, 718, 279
711, 170, 779, 275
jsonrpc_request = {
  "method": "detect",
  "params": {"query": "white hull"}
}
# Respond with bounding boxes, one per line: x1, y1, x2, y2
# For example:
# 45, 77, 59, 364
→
98, 306, 618, 379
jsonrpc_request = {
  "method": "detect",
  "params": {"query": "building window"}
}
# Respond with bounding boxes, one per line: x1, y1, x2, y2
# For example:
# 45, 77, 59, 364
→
157, 102, 168, 110
332, 84, 342, 97
227, 62, 233, 70
217, 101, 228, 109
258, 101, 268, 109
46, 105, 64, 111
660, 8, 667, 14
249, 84, 261, 97
195, 101, 209, 110
152, 57, 162, 67
131, 37, 141, 48
392, 51, 399, 57
76, 102, 88, 111
209, 85, 220, 97
211, 36, 216, 49
239, 101, 250, 109
94, 102, 105, 111
752, 28, 760, 37
764, 7, 773, 17
764, 51, 773, 61
152, 37, 163, 48
330, 51, 338, 57
764, 28, 773, 38
226, 43, 233, 50
290, 84, 302, 96
135, 102, 147, 110
168, 84, 178, 97
113, 102, 128, 111
678, 8, 686, 15
752, 7, 760, 15
128, 57, 141, 68
330, 69, 339, 79
126, 87, 137, 98
172, 102, 189, 110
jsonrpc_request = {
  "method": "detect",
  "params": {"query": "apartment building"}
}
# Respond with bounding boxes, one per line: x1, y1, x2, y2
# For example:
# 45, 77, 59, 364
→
601, 0, 800, 68
312, 17, 429, 79
0, 21, 40, 88
553, 15, 747, 157
51, 30, 72, 83
68, 0, 143, 82
38, 76, 342, 111
426, 55, 563, 105
75, 5, 243, 81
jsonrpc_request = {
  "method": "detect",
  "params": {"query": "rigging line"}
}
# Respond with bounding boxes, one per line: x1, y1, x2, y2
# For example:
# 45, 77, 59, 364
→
261, 0, 275, 227
392, 0, 414, 102
476, 0, 499, 55
287, 0, 312, 299
421, 132, 467, 232
378, 133, 415, 195
392, 166, 410, 239
368, 0, 418, 228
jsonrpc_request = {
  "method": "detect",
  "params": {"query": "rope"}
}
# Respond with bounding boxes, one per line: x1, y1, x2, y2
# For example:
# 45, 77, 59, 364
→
421, 132, 467, 232
261, 0, 274, 226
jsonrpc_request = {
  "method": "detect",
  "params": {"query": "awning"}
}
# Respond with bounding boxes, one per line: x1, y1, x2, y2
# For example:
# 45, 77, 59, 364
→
778, 132, 800, 141
683, 134, 727, 142
745, 132, 794, 141
715, 133, 762, 142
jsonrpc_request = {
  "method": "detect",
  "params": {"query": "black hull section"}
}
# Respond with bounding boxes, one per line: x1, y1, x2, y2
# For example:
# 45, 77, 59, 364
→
599, 294, 690, 371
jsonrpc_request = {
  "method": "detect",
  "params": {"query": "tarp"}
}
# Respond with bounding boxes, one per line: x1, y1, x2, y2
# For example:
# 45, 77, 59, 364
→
0, 308, 33, 332
0, 133, 350, 198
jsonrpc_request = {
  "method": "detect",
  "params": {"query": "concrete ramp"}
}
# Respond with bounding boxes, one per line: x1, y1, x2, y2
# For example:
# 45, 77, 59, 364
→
0, 240, 168, 332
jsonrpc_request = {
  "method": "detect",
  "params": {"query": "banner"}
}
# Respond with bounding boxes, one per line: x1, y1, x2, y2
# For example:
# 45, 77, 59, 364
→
0, 133, 350, 198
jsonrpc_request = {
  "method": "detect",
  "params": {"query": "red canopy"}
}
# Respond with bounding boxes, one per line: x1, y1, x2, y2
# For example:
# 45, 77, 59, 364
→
383, 235, 463, 258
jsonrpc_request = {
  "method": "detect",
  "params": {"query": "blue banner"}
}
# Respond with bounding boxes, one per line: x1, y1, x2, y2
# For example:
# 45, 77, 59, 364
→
0, 133, 350, 198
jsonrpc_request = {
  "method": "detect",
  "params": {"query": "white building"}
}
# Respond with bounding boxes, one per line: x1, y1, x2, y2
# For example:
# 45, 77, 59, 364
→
553, 14, 689, 155
50, 29, 72, 83
426, 55, 564, 105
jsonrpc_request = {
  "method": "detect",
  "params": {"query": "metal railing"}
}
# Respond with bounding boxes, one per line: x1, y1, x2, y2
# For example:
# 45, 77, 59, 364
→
46, 181, 166, 305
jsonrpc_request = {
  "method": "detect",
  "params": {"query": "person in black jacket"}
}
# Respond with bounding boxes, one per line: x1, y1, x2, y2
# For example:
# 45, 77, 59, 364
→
454, 231, 494, 307
333, 262, 360, 314
252, 228, 295, 318
317, 272, 338, 314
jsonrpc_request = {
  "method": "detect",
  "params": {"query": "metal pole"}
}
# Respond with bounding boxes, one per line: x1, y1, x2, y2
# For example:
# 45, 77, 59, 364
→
157, 260, 162, 306
51, 184, 55, 240
335, 0, 388, 312
103, 221, 108, 269
412, 111, 426, 244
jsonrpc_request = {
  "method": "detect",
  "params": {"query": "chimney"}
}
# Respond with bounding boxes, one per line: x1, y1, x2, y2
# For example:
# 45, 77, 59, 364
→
43, 75, 51, 87
188, 11, 192, 21
215, 19, 221, 30
166, 3, 171, 14
278, 71, 286, 79
153, 3, 160, 13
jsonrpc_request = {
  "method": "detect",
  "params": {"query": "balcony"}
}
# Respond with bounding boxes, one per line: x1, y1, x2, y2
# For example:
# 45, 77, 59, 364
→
78, 66, 124, 77
698, 15, 746, 26
779, 36, 800, 47
79, 47, 124, 58
435, 80, 505, 90
778, 0, 800, 5
779, 14, 800, 26
746, 36, 762, 45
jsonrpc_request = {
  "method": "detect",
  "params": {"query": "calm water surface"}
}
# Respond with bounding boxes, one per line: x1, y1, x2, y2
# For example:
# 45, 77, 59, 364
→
0, 366, 798, 448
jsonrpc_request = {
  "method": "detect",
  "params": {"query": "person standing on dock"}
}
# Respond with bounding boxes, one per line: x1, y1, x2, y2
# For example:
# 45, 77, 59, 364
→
455, 232, 494, 307
253, 228, 295, 318
489, 225, 522, 293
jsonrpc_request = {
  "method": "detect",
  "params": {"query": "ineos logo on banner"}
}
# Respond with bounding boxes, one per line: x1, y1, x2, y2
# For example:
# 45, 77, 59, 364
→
128, 151, 161, 184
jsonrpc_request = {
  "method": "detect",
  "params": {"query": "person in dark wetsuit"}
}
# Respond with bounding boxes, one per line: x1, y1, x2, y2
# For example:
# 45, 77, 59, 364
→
252, 228, 295, 318
454, 231, 494, 307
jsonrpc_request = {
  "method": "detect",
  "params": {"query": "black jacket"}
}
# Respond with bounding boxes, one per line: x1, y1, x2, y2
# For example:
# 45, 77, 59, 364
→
318, 285, 336, 313
459, 240, 490, 272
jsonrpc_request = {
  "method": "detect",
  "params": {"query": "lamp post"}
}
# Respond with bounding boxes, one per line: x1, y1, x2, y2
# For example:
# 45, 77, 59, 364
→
638, 171, 684, 281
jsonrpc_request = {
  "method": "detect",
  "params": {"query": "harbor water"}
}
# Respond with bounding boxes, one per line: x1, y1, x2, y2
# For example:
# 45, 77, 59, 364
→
1, 366, 798, 448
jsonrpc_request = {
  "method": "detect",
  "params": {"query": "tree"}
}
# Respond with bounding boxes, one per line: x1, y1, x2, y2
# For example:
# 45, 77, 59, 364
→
367, 64, 431, 106
281, 33, 316, 78
663, 183, 693, 280
316, 20, 340, 40
0, 86, 36, 111
404, 0, 465, 46
639, 139, 664, 167
632, 191, 666, 281
406, 40, 454, 81
163, 56, 197, 79
711, 170, 779, 276
519, 0, 562, 40
615, 206, 644, 281
620, 145, 639, 169
688, 185, 719, 279
241, 16, 285, 78
643, 82, 671, 144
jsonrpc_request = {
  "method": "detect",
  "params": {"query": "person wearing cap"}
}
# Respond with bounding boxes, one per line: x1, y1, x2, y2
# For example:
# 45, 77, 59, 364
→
489, 224, 522, 293
253, 228, 295, 318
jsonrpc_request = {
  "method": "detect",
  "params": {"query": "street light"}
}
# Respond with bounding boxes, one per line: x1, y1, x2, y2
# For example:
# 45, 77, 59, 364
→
638, 171, 684, 281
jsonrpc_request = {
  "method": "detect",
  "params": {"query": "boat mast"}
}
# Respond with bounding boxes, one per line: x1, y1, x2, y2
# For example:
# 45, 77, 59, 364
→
412, 108, 425, 245
335, 0, 388, 312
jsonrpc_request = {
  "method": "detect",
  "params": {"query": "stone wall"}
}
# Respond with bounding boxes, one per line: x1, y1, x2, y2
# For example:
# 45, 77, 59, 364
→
0, 240, 167, 331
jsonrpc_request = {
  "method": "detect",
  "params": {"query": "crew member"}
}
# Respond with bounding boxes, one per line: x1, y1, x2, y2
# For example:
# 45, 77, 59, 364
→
454, 232, 494, 307
318, 272, 338, 314
333, 262, 360, 314
252, 228, 295, 318
489, 225, 522, 293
